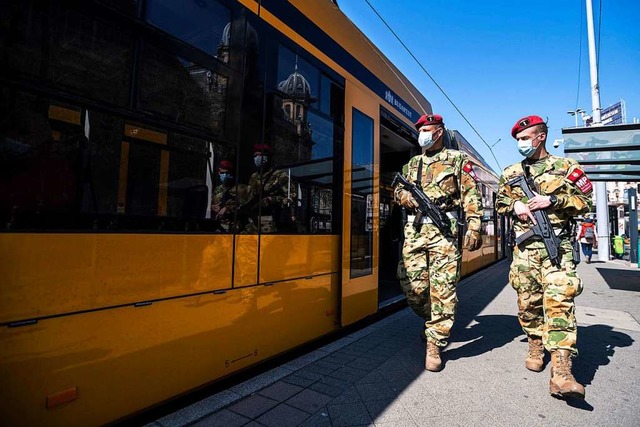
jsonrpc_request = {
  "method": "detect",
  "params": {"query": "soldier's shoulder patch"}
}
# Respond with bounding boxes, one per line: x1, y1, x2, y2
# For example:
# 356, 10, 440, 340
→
462, 161, 479, 182
567, 168, 593, 193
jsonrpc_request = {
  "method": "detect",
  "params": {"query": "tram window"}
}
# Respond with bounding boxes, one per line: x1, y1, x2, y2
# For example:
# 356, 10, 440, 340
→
0, 1, 44, 78
126, 143, 161, 216
99, 0, 139, 15
82, 110, 123, 217
320, 74, 344, 123
350, 109, 374, 278
139, 43, 228, 134
145, 0, 231, 63
166, 134, 211, 220
47, 5, 133, 106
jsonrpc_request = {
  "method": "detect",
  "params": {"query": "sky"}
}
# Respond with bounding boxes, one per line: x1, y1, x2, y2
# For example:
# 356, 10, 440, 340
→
338, 0, 640, 174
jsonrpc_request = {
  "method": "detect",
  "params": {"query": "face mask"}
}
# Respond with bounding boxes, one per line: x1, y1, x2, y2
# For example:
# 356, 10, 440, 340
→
254, 155, 268, 168
219, 173, 233, 183
418, 131, 436, 149
517, 134, 540, 157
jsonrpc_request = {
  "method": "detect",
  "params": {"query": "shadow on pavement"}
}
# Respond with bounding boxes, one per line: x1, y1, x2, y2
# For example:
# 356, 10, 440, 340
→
575, 324, 634, 386
446, 314, 522, 361
595, 267, 640, 291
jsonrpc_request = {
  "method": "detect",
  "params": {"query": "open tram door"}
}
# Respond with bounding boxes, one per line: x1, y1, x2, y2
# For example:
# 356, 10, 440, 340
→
378, 108, 418, 307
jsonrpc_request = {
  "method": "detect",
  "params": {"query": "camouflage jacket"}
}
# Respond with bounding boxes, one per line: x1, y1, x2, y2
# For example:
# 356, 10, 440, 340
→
394, 148, 483, 232
496, 155, 593, 239
247, 167, 297, 213
212, 183, 247, 222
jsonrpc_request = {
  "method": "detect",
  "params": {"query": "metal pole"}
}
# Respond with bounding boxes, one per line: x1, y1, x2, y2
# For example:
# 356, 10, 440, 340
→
586, 0, 610, 261
630, 188, 638, 265
574, 113, 578, 128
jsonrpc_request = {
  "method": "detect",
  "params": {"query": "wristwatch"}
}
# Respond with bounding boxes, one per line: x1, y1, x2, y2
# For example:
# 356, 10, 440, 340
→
549, 195, 558, 206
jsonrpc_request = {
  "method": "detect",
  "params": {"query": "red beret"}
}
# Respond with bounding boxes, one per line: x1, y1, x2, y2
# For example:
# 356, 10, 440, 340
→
253, 143, 272, 154
414, 114, 444, 130
511, 115, 546, 138
219, 160, 234, 171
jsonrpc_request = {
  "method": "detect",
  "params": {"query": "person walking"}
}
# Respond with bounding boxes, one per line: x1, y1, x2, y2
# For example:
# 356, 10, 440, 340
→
496, 115, 592, 399
394, 113, 483, 372
578, 217, 597, 263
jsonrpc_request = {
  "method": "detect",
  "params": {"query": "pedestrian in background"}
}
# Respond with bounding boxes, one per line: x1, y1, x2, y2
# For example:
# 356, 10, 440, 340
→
394, 113, 483, 372
496, 115, 592, 399
578, 217, 597, 263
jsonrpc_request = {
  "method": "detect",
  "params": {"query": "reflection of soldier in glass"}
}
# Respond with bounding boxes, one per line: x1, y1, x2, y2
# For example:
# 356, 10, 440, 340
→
244, 143, 297, 233
211, 160, 245, 232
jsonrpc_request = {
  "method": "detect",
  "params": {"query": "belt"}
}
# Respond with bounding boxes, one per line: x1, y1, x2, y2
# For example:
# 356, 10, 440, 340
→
407, 211, 458, 225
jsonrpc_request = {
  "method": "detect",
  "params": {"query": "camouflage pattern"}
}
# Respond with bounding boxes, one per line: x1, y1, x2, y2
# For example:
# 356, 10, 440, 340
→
497, 155, 592, 354
496, 155, 592, 245
394, 148, 483, 347
244, 167, 297, 233
211, 183, 247, 232
509, 239, 583, 352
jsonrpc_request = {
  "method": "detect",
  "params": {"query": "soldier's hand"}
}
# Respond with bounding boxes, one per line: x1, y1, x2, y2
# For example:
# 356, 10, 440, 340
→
527, 192, 552, 211
514, 201, 536, 224
398, 190, 419, 209
464, 230, 482, 251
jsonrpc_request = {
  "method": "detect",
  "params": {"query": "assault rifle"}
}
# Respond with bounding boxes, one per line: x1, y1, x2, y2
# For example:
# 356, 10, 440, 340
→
392, 173, 452, 237
507, 174, 562, 267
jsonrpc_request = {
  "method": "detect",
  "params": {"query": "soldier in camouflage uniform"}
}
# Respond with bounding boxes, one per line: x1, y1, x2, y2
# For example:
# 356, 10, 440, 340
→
497, 115, 592, 399
211, 160, 246, 232
394, 114, 483, 372
243, 144, 297, 233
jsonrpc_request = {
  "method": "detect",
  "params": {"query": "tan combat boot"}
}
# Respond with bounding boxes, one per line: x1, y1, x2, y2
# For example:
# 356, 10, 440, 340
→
426, 341, 442, 372
549, 350, 585, 399
525, 338, 544, 372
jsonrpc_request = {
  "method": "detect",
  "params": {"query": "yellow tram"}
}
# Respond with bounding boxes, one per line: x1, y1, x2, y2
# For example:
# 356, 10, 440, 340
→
0, 0, 504, 425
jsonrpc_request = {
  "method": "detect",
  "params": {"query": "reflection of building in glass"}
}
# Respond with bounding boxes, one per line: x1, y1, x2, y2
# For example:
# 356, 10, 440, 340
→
275, 62, 315, 163
217, 23, 231, 63
186, 63, 227, 131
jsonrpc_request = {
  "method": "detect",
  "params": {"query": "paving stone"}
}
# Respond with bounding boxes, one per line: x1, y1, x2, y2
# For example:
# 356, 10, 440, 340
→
190, 409, 250, 427
285, 389, 333, 414
327, 401, 373, 427
227, 395, 278, 419
298, 408, 333, 427
282, 374, 318, 388
258, 381, 304, 402
255, 404, 309, 427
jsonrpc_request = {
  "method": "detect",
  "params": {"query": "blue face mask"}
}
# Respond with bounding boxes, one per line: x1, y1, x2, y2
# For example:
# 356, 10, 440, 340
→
219, 173, 233, 183
418, 131, 435, 149
517, 134, 541, 157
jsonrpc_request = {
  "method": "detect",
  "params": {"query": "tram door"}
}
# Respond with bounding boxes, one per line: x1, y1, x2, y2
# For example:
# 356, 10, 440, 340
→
341, 85, 379, 326
378, 109, 417, 307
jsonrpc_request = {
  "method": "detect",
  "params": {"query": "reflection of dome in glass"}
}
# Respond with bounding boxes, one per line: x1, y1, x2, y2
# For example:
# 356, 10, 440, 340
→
277, 70, 311, 101
220, 22, 231, 47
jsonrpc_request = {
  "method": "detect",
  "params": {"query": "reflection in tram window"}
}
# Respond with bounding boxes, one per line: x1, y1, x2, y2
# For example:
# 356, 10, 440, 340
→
139, 44, 228, 134
47, 5, 133, 106
0, 1, 133, 105
0, 1, 44, 77
145, 0, 231, 63
262, 45, 344, 234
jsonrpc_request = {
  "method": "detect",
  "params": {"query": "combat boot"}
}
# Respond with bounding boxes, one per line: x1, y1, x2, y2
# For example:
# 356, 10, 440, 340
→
425, 341, 442, 372
525, 337, 544, 372
549, 350, 585, 399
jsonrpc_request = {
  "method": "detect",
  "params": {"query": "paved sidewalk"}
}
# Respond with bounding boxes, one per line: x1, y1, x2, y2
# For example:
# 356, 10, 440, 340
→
151, 259, 640, 427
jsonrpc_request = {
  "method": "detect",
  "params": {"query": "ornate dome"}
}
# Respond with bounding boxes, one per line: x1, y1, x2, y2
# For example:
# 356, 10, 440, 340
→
277, 70, 311, 101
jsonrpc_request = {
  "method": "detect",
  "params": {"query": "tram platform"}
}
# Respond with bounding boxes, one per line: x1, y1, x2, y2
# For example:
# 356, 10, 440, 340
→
149, 258, 640, 427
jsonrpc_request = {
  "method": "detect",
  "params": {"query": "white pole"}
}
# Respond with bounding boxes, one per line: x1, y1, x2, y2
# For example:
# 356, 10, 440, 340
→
586, 0, 610, 261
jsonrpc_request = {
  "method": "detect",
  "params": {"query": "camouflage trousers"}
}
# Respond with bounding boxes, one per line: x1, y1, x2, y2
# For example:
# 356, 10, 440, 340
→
509, 239, 583, 354
399, 222, 461, 347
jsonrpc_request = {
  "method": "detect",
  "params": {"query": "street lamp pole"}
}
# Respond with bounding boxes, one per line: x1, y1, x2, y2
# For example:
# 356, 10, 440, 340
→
567, 108, 585, 127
